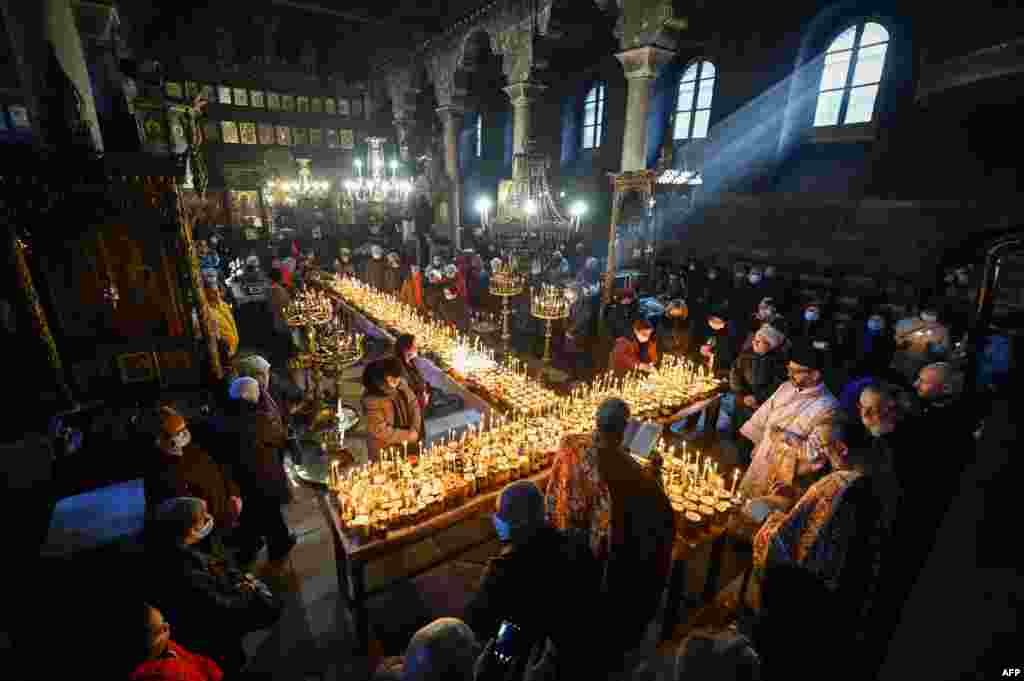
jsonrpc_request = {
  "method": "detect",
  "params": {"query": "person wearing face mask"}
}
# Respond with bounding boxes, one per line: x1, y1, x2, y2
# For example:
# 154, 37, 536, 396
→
149, 497, 282, 674
853, 311, 897, 380
439, 282, 468, 329
737, 342, 839, 517
793, 301, 834, 350
336, 247, 356, 277
382, 251, 403, 295
399, 263, 425, 309
611, 319, 658, 376
749, 434, 893, 674
365, 244, 388, 291
145, 407, 242, 544
730, 325, 789, 464
731, 267, 766, 345
216, 376, 295, 565
362, 358, 422, 460
394, 333, 431, 415
892, 308, 951, 382
463, 481, 602, 677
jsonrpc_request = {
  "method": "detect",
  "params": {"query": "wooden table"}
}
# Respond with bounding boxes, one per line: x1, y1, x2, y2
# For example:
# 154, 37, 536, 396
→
317, 469, 552, 655
315, 468, 735, 654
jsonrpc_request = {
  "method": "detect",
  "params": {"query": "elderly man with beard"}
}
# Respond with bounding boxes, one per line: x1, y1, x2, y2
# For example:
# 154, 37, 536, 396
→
737, 342, 839, 521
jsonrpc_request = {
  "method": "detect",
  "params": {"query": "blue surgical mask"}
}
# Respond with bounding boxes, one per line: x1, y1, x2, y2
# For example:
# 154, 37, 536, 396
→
492, 514, 512, 542
867, 318, 884, 332
194, 515, 214, 541
804, 310, 819, 322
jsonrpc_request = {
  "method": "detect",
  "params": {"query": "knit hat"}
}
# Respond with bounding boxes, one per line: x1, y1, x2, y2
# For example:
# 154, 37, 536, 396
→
754, 325, 785, 350
789, 341, 827, 372
229, 376, 260, 403
496, 481, 546, 535
159, 406, 186, 436
596, 398, 630, 434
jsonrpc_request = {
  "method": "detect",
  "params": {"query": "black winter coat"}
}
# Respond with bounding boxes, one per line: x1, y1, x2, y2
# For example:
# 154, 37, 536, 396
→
730, 349, 789, 404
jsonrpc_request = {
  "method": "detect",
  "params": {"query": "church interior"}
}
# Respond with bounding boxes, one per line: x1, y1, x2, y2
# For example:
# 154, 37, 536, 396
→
1, 0, 1021, 679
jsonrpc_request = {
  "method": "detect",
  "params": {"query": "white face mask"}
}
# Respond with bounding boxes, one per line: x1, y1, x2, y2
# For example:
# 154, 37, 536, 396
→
867, 317, 884, 331
804, 309, 820, 322
748, 274, 762, 285
920, 312, 938, 323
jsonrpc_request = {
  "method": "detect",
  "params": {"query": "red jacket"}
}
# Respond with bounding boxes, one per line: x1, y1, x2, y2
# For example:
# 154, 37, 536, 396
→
610, 336, 658, 376
130, 641, 223, 681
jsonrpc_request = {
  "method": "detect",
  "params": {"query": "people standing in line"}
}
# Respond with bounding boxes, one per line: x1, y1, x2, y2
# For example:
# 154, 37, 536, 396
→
215, 377, 296, 565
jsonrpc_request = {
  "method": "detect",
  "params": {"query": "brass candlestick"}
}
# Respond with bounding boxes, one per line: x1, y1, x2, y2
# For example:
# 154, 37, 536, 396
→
284, 286, 335, 411
489, 261, 525, 346
530, 285, 570, 373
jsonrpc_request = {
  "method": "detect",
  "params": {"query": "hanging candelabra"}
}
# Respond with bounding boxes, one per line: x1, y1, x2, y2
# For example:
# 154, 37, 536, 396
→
489, 260, 525, 347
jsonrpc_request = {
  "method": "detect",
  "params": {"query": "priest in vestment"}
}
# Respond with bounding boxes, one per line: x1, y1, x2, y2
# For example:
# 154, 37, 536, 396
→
737, 342, 839, 515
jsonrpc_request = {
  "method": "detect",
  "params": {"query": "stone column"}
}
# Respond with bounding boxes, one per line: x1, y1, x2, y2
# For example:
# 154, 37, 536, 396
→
436, 105, 463, 249
503, 81, 546, 178
616, 46, 675, 172
394, 116, 415, 162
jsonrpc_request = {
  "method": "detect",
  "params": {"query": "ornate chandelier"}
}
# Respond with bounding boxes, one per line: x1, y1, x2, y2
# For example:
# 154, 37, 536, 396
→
265, 158, 330, 206
494, 139, 569, 230
342, 136, 413, 208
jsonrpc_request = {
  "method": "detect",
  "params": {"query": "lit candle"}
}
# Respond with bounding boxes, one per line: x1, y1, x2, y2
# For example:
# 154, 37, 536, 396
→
731, 468, 740, 495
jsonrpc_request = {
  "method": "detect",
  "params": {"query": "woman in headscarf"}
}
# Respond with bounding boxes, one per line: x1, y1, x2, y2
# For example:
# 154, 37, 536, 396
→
362, 358, 422, 460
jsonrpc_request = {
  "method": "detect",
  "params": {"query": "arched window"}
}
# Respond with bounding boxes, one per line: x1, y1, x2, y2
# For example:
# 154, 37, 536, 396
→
814, 22, 889, 127
674, 61, 716, 140
476, 113, 483, 158
582, 83, 606, 150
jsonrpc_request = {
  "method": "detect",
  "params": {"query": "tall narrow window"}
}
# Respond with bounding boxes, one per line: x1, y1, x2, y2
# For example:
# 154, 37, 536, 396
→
674, 61, 716, 140
476, 113, 483, 158
581, 83, 606, 150
814, 22, 889, 127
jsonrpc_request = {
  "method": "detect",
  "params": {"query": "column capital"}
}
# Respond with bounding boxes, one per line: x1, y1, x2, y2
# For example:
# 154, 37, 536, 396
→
435, 104, 465, 123
503, 81, 547, 107
615, 45, 677, 81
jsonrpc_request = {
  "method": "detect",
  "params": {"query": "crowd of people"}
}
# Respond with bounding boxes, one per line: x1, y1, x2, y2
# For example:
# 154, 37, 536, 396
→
160, 225, 992, 681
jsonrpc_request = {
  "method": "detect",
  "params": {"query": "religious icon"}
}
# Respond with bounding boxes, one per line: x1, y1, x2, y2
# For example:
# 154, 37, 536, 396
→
221, 122, 239, 144
276, 125, 290, 145
292, 127, 308, 145
239, 122, 257, 144
250, 90, 265, 108
268, 92, 281, 110
116, 352, 160, 384
217, 85, 232, 104
338, 129, 354, 149
165, 81, 183, 98
297, 96, 309, 112
258, 123, 274, 144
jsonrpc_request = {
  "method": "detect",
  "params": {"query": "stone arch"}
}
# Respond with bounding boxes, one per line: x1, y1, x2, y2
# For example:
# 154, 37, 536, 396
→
459, 28, 495, 73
